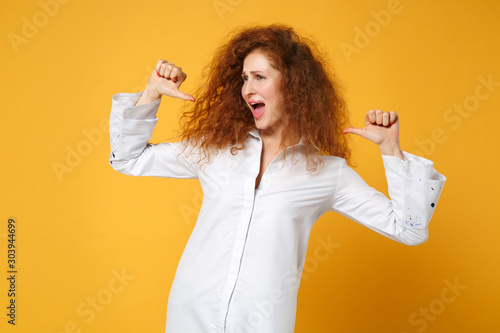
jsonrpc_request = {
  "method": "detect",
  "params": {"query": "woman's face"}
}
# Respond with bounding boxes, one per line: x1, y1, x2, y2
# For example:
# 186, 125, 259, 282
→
241, 50, 284, 136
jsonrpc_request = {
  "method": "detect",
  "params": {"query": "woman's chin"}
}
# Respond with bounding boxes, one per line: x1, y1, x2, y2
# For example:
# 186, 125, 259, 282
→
254, 122, 283, 137
254, 119, 268, 130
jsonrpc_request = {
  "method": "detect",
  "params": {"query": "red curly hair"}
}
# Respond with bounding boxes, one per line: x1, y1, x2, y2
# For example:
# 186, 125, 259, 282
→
179, 24, 351, 170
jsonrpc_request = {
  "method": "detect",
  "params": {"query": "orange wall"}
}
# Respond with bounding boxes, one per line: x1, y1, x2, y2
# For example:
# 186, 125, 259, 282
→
1, 0, 498, 332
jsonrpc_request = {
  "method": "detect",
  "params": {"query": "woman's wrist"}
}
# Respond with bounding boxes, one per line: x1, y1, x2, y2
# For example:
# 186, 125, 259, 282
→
135, 87, 161, 106
378, 142, 405, 160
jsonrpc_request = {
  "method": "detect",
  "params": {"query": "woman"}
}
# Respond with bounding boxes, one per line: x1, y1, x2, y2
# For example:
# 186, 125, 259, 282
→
109, 25, 445, 333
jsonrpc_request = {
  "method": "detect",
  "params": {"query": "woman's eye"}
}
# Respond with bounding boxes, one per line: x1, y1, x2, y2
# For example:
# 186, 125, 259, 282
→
257, 75, 265, 80
242, 76, 248, 81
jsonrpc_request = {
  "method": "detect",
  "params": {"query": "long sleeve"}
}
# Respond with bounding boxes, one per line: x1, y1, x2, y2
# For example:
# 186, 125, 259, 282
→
109, 92, 199, 179
330, 152, 446, 246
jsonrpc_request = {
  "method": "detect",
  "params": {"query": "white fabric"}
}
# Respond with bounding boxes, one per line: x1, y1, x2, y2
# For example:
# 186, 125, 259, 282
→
109, 92, 446, 333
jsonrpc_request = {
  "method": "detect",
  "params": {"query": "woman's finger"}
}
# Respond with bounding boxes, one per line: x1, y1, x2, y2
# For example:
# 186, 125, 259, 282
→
163, 63, 174, 80
390, 111, 398, 124
375, 109, 383, 124
159, 63, 173, 78
171, 67, 187, 83
171, 67, 180, 82
155, 59, 168, 73
382, 112, 390, 126
366, 110, 376, 124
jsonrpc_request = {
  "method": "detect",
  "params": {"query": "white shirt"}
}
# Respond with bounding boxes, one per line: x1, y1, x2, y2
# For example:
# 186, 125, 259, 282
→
109, 92, 446, 333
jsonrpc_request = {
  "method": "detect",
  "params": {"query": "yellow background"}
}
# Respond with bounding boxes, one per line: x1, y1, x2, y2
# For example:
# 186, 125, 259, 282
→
1, 0, 499, 332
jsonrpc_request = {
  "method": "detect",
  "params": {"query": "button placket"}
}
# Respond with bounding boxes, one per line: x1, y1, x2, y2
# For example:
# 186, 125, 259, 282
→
257, 153, 285, 191
221, 134, 262, 330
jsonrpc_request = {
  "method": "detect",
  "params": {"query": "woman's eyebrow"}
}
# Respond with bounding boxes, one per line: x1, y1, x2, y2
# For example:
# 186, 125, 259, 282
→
241, 70, 263, 75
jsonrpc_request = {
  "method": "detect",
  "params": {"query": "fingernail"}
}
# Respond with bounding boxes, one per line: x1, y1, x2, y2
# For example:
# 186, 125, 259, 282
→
156, 71, 160, 76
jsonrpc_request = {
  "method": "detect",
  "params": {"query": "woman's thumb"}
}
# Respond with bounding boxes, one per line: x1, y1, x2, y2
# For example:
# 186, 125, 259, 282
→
343, 127, 363, 136
181, 92, 195, 102
173, 89, 195, 102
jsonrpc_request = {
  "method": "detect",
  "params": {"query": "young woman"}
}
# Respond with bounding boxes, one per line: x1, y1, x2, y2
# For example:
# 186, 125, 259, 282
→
109, 25, 445, 333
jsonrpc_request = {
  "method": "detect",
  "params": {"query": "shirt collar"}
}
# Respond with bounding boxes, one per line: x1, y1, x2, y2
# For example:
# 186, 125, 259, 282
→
248, 128, 260, 139
248, 128, 305, 147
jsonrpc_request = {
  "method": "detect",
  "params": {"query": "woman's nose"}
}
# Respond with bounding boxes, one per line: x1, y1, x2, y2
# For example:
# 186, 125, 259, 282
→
242, 80, 255, 98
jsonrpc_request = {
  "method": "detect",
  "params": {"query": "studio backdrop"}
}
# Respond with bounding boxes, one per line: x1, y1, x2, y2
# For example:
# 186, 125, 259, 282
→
1, 0, 499, 332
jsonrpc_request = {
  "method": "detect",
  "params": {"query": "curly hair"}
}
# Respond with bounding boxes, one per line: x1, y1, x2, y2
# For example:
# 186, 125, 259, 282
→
179, 24, 351, 171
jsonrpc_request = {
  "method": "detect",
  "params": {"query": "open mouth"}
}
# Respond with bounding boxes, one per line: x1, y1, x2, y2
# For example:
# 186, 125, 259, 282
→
250, 102, 265, 109
249, 102, 265, 119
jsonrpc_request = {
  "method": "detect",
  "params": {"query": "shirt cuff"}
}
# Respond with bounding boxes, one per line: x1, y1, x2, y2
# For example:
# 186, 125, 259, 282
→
111, 91, 161, 120
381, 151, 447, 182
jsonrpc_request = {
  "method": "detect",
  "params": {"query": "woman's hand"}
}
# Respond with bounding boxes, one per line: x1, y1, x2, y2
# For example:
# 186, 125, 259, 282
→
136, 59, 195, 106
343, 110, 405, 160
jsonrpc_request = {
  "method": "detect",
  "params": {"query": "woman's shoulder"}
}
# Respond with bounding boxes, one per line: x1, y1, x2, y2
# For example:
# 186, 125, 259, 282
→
286, 153, 347, 175
320, 155, 348, 169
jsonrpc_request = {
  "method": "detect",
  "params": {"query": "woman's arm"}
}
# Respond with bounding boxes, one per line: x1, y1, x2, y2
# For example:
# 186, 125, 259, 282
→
108, 60, 199, 179
331, 153, 446, 246
335, 109, 446, 245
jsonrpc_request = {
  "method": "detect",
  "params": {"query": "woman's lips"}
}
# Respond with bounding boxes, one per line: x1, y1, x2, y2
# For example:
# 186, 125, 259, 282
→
252, 103, 265, 119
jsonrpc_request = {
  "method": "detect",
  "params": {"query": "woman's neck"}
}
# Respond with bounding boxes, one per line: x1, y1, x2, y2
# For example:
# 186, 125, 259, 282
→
259, 127, 300, 151
259, 127, 283, 149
